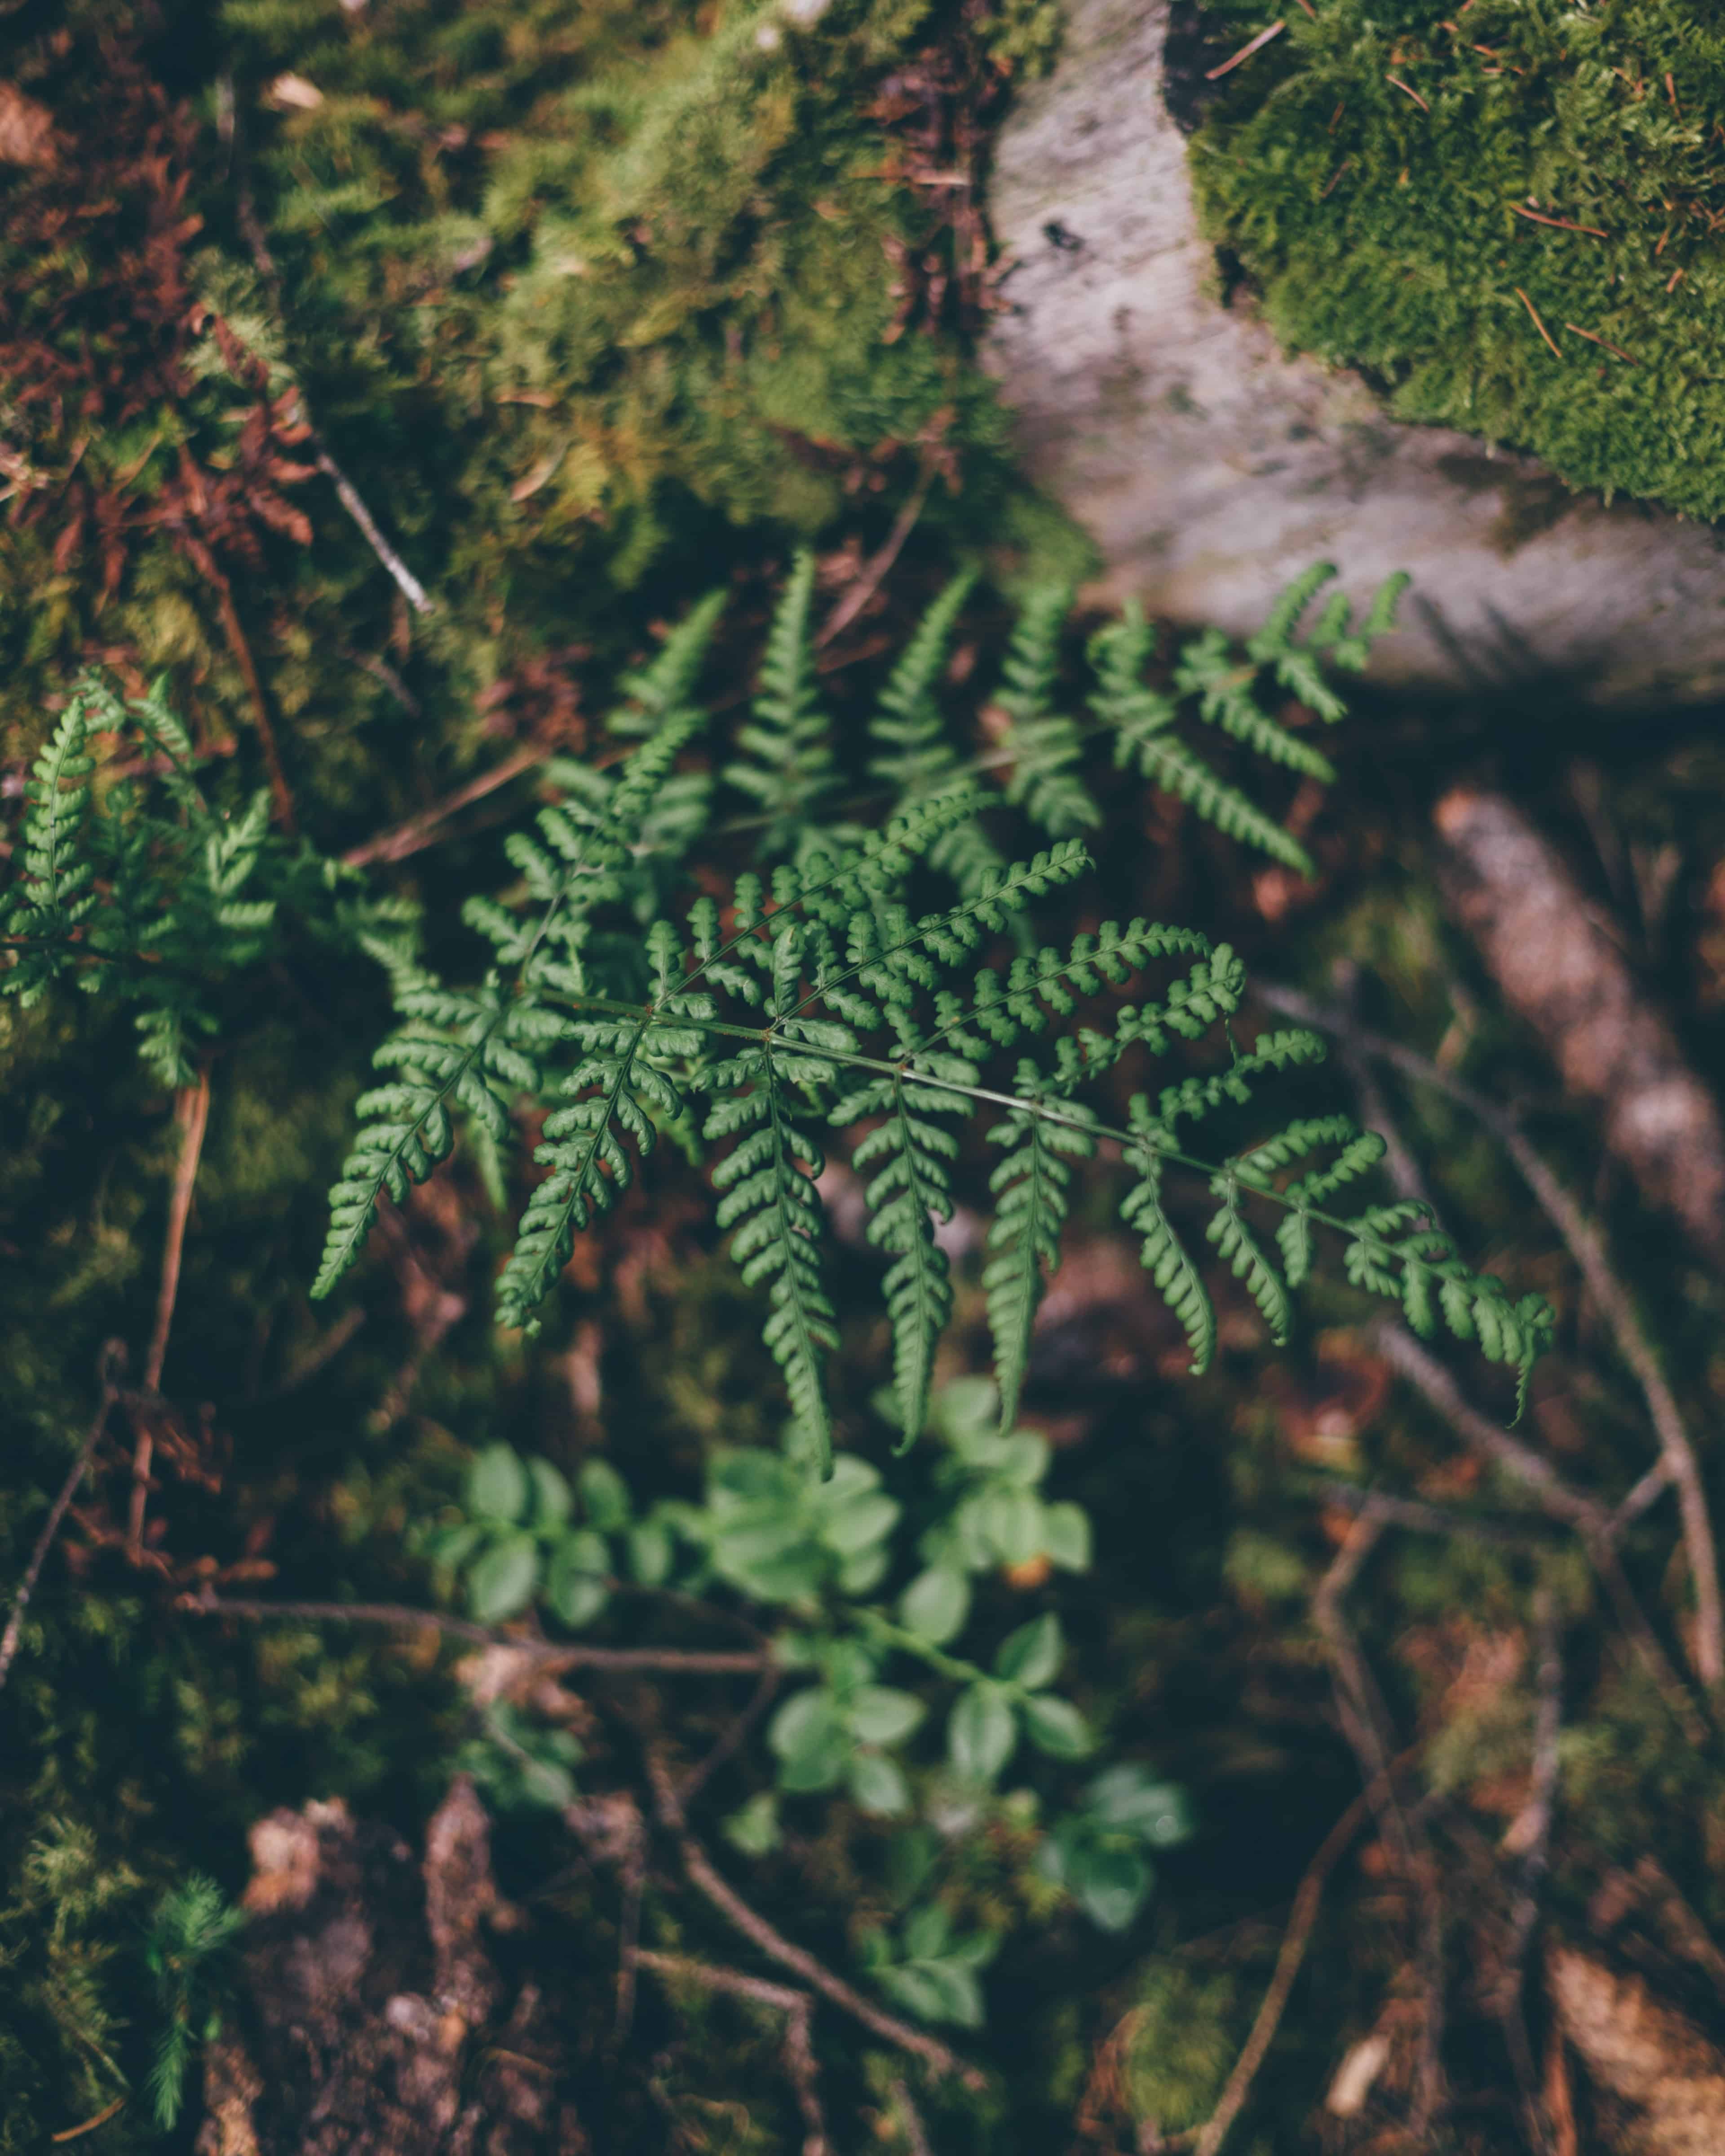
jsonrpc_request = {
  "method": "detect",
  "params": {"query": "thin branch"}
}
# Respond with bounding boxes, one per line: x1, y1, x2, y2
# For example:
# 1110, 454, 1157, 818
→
1311, 1501, 1447, 2130
0, 1352, 124, 1695
129, 1070, 212, 1561
1499, 1585, 1563, 2156
342, 744, 547, 869
143, 1070, 211, 1396
636, 1954, 831, 2156
679, 1655, 783, 1811
1376, 1324, 1710, 1747
1373, 1323, 1606, 1537
815, 466, 933, 650
196, 548, 297, 833
177, 1592, 769, 1674
1257, 981, 1724, 1691
614, 1822, 649, 2048
1187, 1751, 1419, 2156
313, 444, 434, 616
889, 2077, 936, 2156
236, 178, 433, 618
1312, 1480, 1555, 1547
647, 1749, 985, 2089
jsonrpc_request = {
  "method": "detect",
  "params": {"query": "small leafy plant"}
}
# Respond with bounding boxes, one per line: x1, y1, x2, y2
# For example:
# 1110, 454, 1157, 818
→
421, 1375, 1188, 2025
142, 1875, 245, 2130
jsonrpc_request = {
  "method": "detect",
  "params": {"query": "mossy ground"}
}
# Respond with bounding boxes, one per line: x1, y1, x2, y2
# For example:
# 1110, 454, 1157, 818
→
9, 3, 1725, 2151
1187, 0, 1725, 521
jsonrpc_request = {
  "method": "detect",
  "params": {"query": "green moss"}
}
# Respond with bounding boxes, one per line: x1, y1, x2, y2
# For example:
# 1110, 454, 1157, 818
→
1188, 0, 1725, 520
0, 0, 1075, 830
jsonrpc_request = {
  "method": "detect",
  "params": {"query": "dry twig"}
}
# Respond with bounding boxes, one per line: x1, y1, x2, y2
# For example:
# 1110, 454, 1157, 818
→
1186, 1752, 1422, 2156
178, 1591, 769, 1674
816, 464, 934, 649
635, 1954, 831, 2156
1256, 979, 1725, 1692
0, 1348, 124, 1695
342, 743, 548, 869
128, 1069, 212, 1561
647, 1749, 984, 2089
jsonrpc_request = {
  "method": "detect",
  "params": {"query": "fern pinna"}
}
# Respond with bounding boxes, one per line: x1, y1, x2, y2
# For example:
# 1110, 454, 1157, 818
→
316, 565, 1548, 1469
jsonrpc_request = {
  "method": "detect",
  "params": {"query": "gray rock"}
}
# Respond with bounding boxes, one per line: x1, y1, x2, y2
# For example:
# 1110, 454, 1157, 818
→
983, 0, 1725, 706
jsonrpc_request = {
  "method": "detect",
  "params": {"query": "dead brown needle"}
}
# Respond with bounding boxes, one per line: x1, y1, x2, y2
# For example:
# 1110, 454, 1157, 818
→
1386, 74, 1431, 113
1564, 323, 1639, 364
1514, 285, 1563, 357
1205, 19, 1285, 79
1509, 203, 1610, 238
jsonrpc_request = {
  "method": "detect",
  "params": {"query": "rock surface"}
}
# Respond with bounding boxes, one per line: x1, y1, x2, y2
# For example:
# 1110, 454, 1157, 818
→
984, 0, 1725, 707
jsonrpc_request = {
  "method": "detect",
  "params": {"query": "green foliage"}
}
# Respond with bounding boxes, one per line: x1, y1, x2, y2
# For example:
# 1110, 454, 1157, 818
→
861, 1901, 1001, 2028
1034, 1765, 1194, 1933
318, 564, 1534, 1468
419, 1375, 1173, 2030
0, 674, 404, 1088
1190, 0, 1725, 519
142, 1875, 246, 2130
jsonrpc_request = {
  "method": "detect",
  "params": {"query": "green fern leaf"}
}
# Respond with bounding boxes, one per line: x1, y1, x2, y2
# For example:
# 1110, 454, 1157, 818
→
708, 1047, 840, 1470
985, 1087, 1094, 1431
1120, 1127, 1216, 1375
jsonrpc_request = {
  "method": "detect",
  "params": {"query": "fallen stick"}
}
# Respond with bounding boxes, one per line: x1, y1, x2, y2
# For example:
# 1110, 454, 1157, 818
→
1433, 787, 1725, 1272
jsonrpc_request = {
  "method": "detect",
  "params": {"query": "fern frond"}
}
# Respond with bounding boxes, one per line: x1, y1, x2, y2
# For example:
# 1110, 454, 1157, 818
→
868, 570, 978, 796
316, 710, 706, 1300
984, 1084, 1094, 1431
708, 1047, 839, 1470
1206, 1178, 1292, 1345
841, 1069, 971, 1449
1119, 728, 1315, 874
1119, 1124, 1216, 1374
994, 584, 1098, 838
606, 588, 726, 738
724, 550, 840, 857
4, 696, 97, 1004
1173, 627, 1338, 779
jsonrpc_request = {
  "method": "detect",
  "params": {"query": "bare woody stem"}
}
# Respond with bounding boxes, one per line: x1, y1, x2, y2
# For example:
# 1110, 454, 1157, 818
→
128, 1069, 212, 1562
177, 1591, 770, 1674
0, 1356, 123, 1696
646, 1748, 986, 2090
1258, 980, 1725, 1693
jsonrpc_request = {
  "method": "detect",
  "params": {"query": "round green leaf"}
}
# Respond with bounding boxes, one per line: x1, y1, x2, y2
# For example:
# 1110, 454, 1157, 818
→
885, 1959, 985, 2029
846, 1685, 926, 1747
518, 1755, 579, 1810
627, 1517, 674, 1588
723, 1792, 783, 1856
996, 1431, 1051, 1488
976, 1484, 1043, 1567
948, 1682, 1017, 1783
468, 1445, 530, 1525
545, 1530, 611, 1628
467, 1533, 540, 1621
901, 1567, 970, 1646
995, 1612, 1063, 1690
876, 1963, 958, 2027
1069, 1843, 1152, 1933
848, 1750, 911, 1817
526, 1457, 573, 1529
1087, 1766, 1195, 1848
577, 1456, 631, 1531
1021, 1693, 1094, 1760
769, 1688, 849, 1790
1042, 1501, 1092, 1573
820, 1490, 900, 1560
